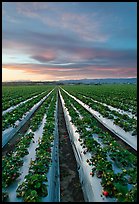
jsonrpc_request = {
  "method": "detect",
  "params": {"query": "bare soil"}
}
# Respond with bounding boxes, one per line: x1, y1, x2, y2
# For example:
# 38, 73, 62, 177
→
58, 93, 85, 202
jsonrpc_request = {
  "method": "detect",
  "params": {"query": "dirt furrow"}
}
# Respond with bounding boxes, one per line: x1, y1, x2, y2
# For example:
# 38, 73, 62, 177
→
58, 93, 84, 202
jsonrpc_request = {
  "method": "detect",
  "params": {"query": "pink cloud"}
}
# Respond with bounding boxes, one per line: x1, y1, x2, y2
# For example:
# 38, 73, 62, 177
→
31, 50, 57, 62
2, 63, 81, 74
3, 63, 137, 80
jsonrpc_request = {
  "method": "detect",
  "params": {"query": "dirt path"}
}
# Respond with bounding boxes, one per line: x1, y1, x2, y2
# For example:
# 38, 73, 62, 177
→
58, 93, 85, 202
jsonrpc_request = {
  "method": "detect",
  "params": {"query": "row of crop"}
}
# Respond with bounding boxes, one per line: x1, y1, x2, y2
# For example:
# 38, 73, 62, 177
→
16, 93, 57, 202
2, 90, 52, 131
2, 85, 54, 111
60, 89, 137, 202
76, 94, 136, 135
61, 84, 137, 115
29, 95, 54, 132
79, 93, 137, 117
61, 88, 137, 136
2, 91, 55, 201
2, 132, 34, 201
2, 91, 47, 117
61, 88, 137, 151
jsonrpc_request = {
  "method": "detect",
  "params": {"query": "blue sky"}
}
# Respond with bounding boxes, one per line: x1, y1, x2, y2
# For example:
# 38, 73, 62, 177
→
2, 2, 137, 81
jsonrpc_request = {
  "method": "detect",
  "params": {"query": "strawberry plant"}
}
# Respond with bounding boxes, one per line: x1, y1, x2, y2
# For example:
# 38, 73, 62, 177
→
60, 88, 137, 202
16, 93, 57, 201
2, 85, 54, 111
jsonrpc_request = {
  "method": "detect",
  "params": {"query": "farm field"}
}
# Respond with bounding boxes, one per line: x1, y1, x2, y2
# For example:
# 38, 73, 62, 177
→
2, 84, 137, 202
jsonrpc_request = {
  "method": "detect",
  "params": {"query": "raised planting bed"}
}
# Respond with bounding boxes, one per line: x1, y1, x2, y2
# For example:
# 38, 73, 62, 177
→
15, 93, 60, 202
62, 88, 137, 135
29, 94, 54, 132
61, 84, 137, 116
2, 91, 56, 202
81, 95, 137, 120
2, 91, 47, 116
2, 90, 52, 131
2, 85, 54, 111
60, 88, 137, 151
5, 115, 47, 202
59, 89, 137, 202
2, 89, 54, 148
2, 132, 34, 201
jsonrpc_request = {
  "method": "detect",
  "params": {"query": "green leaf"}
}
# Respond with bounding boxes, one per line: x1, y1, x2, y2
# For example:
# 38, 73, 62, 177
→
114, 182, 128, 194
31, 190, 38, 197
34, 182, 41, 189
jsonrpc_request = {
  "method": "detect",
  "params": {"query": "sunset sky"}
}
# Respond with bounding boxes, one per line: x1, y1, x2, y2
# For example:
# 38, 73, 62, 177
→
2, 2, 137, 81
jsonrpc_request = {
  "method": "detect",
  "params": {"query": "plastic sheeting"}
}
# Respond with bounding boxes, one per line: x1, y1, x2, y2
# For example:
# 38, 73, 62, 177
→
60, 87, 137, 151
6, 96, 60, 202
2, 91, 46, 116
42, 95, 60, 202
2, 89, 54, 148
82, 95, 137, 120
6, 115, 47, 202
59, 90, 116, 202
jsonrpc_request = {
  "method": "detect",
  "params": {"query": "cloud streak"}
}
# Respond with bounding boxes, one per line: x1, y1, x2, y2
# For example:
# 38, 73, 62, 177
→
15, 2, 109, 43
3, 63, 136, 80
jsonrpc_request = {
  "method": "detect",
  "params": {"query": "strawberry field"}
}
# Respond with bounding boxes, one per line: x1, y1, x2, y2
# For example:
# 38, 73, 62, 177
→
2, 84, 137, 202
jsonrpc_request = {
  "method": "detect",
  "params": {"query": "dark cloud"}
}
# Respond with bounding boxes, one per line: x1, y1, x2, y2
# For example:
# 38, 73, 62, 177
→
31, 54, 56, 63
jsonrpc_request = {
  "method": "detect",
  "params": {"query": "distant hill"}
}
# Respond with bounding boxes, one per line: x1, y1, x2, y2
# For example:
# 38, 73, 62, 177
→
58, 78, 137, 84
2, 78, 137, 85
